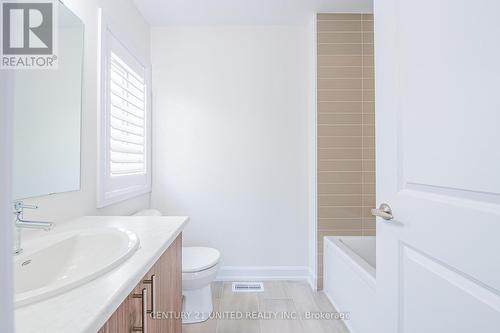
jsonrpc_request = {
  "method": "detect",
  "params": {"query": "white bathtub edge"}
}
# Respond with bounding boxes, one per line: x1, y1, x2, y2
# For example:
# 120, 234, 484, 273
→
323, 236, 377, 333
325, 237, 376, 289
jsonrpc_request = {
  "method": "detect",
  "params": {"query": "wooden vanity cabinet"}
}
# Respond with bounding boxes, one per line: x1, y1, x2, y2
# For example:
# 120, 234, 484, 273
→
98, 234, 182, 333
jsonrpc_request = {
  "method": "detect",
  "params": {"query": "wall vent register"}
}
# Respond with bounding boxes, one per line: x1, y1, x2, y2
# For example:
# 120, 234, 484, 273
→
232, 282, 264, 293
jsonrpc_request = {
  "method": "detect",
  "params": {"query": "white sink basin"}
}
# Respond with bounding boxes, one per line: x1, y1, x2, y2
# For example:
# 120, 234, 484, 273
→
14, 227, 139, 307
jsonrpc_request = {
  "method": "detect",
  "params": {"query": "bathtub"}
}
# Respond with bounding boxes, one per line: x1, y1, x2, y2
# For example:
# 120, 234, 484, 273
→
323, 236, 376, 333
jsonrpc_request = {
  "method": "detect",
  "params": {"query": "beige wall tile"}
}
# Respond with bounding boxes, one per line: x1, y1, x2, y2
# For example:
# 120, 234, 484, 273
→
363, 183, 376, 194
364, 113, 375, 124
363, 89, 375, 101
319, 194, 363, 206
318, 183, 363, 195
319, 206, 363, 218
318, 32, 362, 44
318, 13, 362, 21
318, 101, 362, 114
318, 124, 362, 136
318, 218, 363, 230
318, 159, 362, 171
362, 43, 374, 55
363, 78, 375, 90
362, 20, 374, 31
318, 137, 362, 148
318, 66, 362, 78
318, 148, 362, 159
317, 277, 324, 290
363, 55, 374, 66
362, 159, 376, 172
363, 171, 376, 183
363, 195, 376, 207
317, 13, 375, 288
362, 124, 375, 136
318, 171, 363, 184
362, 33, 374, 44
318, 89, 362, 102
318, 20, 362, 32
364, 228, 376, 236
363, 136, 375, 147
363, 67, 375, 78
362, 147, 376, 159
318, 55, 362, 66
363, 101, 375, 113
317, 113, 362, 125
318, 78, 362, 90
318, 43, 363, 55
363, 217, 376, 228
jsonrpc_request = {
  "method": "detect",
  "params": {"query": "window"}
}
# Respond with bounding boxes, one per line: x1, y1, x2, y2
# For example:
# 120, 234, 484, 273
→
98, 12, 151, 208
109, 52, 146, 176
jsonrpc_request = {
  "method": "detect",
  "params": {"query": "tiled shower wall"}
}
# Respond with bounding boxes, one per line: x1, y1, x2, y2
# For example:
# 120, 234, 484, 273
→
316, 13, 375, 289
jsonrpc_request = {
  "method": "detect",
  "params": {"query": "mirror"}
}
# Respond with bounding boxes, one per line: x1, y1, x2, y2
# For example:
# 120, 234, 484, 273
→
12, 2, 84, 200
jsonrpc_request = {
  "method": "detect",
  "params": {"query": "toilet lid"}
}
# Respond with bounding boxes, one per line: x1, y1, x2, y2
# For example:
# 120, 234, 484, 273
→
182, 247, 220, 273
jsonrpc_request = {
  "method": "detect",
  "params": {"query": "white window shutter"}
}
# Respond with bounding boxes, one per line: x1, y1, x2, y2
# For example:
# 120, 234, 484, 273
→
98, 11, 151, 208
109, 52, 146, 176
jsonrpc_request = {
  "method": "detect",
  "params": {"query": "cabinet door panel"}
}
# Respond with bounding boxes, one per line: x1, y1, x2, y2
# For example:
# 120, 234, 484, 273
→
98, 233, 182, 333
97, 287, 138, 333
150, 234, 182, 333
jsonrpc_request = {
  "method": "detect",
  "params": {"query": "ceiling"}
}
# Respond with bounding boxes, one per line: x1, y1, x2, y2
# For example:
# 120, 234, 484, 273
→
133, 0, 373, 26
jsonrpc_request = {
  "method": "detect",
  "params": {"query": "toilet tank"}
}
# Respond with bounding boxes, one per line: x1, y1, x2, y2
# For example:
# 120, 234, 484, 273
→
133, 209, 163, 216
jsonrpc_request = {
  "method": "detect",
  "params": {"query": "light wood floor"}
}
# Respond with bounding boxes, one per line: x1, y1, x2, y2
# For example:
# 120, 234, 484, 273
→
182, 281, 349, 333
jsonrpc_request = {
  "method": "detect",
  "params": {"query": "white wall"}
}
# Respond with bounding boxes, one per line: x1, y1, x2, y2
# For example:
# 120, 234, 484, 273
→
1, 72, 14, 333
306, 15, 318, 290
20, 0, 151, 223
151, 25, 314, 278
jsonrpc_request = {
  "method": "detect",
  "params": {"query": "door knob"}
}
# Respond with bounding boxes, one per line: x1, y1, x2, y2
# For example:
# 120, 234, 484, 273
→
371, 203, 394, 220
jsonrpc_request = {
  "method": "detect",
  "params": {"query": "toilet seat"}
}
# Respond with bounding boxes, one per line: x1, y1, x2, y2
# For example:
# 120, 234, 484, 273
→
183, 247, 220, 273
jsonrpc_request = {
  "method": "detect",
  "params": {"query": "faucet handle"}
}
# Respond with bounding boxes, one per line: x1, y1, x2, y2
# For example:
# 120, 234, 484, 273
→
13, 201, 39, 213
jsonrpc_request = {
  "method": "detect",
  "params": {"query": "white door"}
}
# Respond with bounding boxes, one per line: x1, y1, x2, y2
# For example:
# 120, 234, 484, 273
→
374, 0, 500, 332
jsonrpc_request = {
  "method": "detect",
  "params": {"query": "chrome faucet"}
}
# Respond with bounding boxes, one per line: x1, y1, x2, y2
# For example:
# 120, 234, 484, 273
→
13, 201, 53, 255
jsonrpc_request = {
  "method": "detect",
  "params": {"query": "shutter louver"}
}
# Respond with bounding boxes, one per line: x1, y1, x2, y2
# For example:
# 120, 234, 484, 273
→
109, 51, 146, 176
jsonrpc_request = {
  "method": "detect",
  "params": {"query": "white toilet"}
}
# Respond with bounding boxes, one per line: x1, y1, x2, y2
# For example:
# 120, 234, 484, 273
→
182, 247, 220, 323
133, 209, 220, 324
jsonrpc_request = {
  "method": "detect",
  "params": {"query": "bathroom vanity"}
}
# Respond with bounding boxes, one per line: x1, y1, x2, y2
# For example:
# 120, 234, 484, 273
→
98, 234, 182, 333
15, 216, 188, 333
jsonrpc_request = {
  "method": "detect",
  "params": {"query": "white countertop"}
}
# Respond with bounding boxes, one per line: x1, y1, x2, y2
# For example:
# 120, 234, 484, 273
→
15, 215, 189, 333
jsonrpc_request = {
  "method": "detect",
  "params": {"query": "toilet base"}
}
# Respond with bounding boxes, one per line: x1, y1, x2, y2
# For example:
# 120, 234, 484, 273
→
182, 284, 213, 324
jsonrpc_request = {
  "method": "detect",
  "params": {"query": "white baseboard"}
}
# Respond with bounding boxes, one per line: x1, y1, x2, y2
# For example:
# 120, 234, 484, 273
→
307, 267, 318, 291
216, 266, 310, 282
